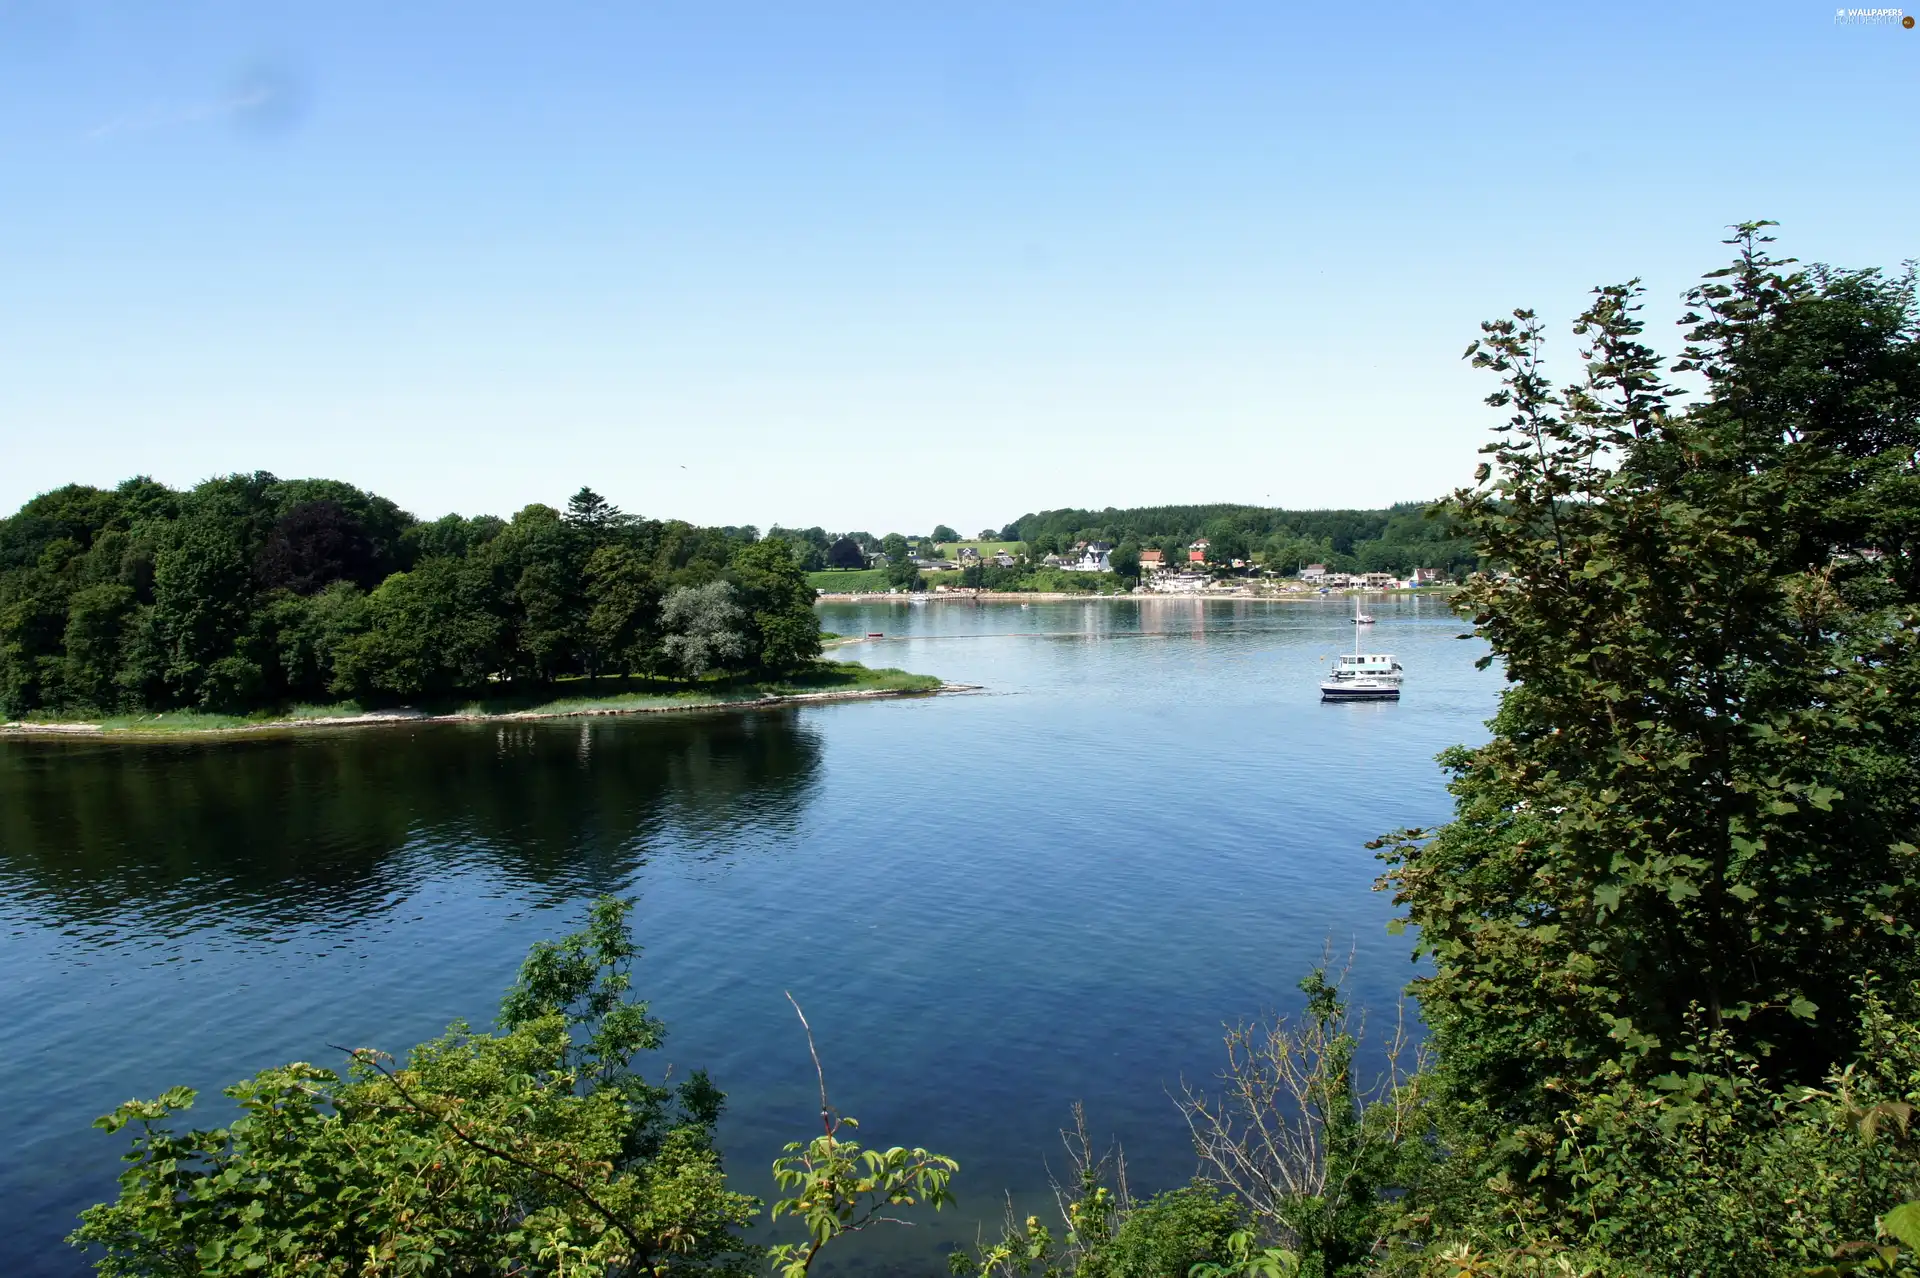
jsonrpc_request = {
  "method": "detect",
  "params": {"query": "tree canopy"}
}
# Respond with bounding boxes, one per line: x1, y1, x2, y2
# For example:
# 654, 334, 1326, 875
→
0, 479, 822, 718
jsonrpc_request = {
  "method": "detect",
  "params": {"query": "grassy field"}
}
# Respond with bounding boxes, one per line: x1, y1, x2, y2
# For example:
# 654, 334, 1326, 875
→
807, 567, 895, 592
807, 543, 1026, 593
10, 662, 943, 735
937, 539, 1021, 559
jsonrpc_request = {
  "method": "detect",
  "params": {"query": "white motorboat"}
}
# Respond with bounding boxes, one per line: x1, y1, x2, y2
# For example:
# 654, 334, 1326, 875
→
1322, 599, 1401, 700
1321, 652, 1403, 700
1349, 595, 1375, 625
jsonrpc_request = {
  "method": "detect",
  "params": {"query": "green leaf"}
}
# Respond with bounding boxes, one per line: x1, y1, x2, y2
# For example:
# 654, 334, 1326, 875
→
1882, 1201, 1920, 1251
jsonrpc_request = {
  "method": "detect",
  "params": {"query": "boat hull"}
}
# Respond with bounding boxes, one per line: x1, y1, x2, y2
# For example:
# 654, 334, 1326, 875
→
1321, 684, 1400, 701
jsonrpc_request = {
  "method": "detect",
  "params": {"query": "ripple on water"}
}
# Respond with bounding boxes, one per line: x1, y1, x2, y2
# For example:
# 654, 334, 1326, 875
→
0, 597, 1495, 1276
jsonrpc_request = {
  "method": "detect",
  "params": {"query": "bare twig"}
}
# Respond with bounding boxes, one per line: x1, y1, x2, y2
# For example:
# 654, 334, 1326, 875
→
1170, 968, 1425, 1254
785, 991, 834, 1136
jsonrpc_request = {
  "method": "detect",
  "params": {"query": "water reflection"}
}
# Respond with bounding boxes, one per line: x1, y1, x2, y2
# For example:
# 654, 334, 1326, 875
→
0, 710, 824, 940
0, 599, 1495, 1278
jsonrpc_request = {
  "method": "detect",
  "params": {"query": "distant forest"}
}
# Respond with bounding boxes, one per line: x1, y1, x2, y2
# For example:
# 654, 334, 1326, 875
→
1001, 502, 1478, 574
770, 501, 1476, 577
0, 475, 819, 720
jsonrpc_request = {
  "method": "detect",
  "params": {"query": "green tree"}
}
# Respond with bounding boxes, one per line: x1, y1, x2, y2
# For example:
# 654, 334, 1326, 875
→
61, 582, 136, 709
516, 559, 582, 680
932, 524, 959, 543
1083, 1185, 1241, 1278
332, 557, 507, 699
268, 581, 369, 702
826, 537, 866, 570
660, 582, 747, 677
585, 545, 663, 676
564, 486, 628, 546
1378, 225, 1920, 1188
151, 510, 260, 708
70, 898, 760, 1277
725, 539, 823, 674
885, 558, 924, 592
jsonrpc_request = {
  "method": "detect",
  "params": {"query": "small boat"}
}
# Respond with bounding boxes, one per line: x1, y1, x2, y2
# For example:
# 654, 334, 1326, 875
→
1348, 596, 1374, 625
1322, 598, 1401, 701
1321, 653, 1403, 700
866, 632, 885, 639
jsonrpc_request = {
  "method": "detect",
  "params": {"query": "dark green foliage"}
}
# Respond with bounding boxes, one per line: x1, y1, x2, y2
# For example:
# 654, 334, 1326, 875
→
255, 500, 380, 595
1086, 1185, 1242, 1278
152, 508, 260, 707
586, 545, 662, 676
998, 504, 1473, 577
1371, 226, 1920, 1271
885, 555, 926, 592
0, 476, 828, 718
825, 536, 866, 570
332, 555, 509, 698
724, 539, 824, 673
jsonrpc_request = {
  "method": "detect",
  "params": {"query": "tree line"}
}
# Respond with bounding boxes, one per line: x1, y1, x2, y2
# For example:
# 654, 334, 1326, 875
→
772, 506, 1479, 584
0, 481, 821, 719
1005, 502, 1480, 578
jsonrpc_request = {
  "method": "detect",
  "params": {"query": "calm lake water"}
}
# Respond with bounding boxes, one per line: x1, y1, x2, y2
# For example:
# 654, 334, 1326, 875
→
0, 596, 1496, 1275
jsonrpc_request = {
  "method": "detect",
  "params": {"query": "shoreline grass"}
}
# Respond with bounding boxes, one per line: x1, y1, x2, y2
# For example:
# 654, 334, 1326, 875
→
4, 662, 947, 739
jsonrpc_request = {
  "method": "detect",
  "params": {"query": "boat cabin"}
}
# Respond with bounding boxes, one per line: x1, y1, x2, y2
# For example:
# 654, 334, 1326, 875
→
1333, 654, 1399, 674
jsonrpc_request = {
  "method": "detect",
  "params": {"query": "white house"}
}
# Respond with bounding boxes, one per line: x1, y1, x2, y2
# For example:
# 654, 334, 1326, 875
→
1063, 541, 1114, 572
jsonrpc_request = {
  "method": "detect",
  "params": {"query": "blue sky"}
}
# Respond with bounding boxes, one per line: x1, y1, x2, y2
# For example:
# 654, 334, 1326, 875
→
2, 1, 1914, 534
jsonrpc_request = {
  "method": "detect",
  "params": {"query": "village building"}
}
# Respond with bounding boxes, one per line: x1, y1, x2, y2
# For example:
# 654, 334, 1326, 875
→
1138, 548, 1166, 575
1188, 538, 1210, 565
1064, 541, 1114, 572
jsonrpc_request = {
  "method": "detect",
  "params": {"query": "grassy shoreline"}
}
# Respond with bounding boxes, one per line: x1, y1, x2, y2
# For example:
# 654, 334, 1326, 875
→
0, 662, 953, 739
